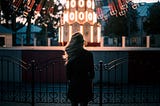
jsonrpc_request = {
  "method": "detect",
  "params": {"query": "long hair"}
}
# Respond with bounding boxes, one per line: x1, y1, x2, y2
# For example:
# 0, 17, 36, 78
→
64, 32, 84, 63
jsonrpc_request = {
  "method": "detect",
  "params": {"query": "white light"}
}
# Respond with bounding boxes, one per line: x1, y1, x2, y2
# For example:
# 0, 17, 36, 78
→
59, 0, 66, 5
91, 26, 93, 42
70, 12, 75, 21
93, 12, 97, 23
97, 26, 101, 43
63, 12, 68, 23
66, 1, 69, 9
58, 5, 63, 10
79, 12, 84, 20
87, 0, 92, 8
61, 26, 64, 42
58, 26, 61, 42
132, 0, 159, 3
75, 11, 78, 21
79, 0, 84, 7
69, 26, 72, 41
88, 12, 93, 21
92, 0, 95, 9
80, 25, 83, 35
71, 0, 76, 8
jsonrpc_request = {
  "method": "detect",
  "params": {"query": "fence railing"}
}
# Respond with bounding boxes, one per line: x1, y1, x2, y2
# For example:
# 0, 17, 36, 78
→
0, 55, 160, 106
1, 34, 159, 47
102, 35, 160, 48
98, 57, 160, 105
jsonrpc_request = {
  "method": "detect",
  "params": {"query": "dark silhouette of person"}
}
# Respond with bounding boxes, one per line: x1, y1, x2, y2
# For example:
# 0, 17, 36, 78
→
65, 32, 95, 106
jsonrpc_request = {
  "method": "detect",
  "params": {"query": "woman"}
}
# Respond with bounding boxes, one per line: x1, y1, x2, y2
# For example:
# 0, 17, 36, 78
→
65, 32, 95, 106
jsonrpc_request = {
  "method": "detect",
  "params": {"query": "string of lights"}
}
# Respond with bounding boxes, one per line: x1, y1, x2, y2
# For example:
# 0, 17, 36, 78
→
9, 0, 65, 29
94, 0, 109, 21
95, 0, 138, 19
108, 0, 138, 16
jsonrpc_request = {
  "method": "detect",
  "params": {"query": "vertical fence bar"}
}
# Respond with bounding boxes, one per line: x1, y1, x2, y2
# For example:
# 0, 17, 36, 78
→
13, 60, 16, 101
19, 62, 22, 102
31, 60, 35, 106
7, 60, 9, 99
0, 57, 3, 102
107, 63, 110, 103
48, 38, 51, 46
99, 61, 103, 106
100, 36, 104, 47
114, 60, 117, 103
46, 65, 49, 102
122, 36, 126, 47
159, 82, 160, 103
52, 63, 55, 102
24, 64, 27, 102
120, 61, 123, 103
146, 36, 150, 48
39, 68, 42, 102
34, 38, 37, 46
58, 62, 61, 103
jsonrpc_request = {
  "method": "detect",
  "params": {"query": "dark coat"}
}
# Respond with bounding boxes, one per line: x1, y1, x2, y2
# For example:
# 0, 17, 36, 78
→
66, 49, 95, 102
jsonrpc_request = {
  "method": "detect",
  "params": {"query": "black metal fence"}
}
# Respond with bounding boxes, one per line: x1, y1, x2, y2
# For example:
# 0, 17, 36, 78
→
0, 55, 160, 106
97, 57, 160, 105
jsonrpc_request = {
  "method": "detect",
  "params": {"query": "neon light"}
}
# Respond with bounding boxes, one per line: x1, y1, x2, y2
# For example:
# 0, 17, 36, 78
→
86, 11, 88, 21
75, 11, 77, 21
93, 12, 97, 23
79, 0, 84, 7
61, 26, 64, 42
80, 25, 83, 34
88, 12, 93, 21
66, 1, 69, 9
70, 12, 75, 21
64, 12, 68, 23
71, 0, 76, 8
69, 26, 72, 41
91, 26, 93, 42
87, 0, 92, 8
92, 0, 95, 10
58, 26, 61, 42
79, 12, 84, 20
132, 0, 159, 3
97, 26, 101, 43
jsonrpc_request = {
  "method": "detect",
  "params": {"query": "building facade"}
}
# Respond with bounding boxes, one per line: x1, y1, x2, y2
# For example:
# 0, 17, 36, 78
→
58, 0, 101, 46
